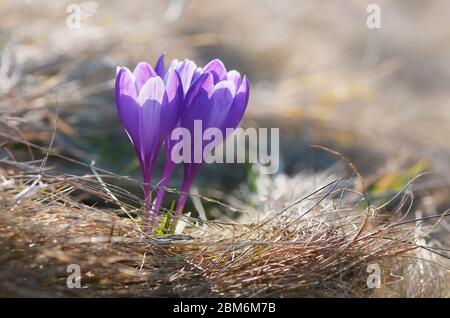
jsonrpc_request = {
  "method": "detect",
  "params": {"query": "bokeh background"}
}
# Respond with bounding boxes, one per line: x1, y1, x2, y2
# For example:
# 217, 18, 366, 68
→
1, 0, 449, 224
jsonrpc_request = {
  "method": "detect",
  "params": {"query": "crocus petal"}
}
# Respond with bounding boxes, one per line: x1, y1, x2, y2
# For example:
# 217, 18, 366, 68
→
116, 67, 137, 99
137, 76, 166, 105
180, 72, 215, 164
203, 59, 227, 83
115, 66, 122, 76
117, 94, 140, 146
133, 62, 157, 93
224, 75, 250, 132
139, 101, 160, 156
191, 67, 203, 83
170, 59, 198, 95
155, 53, 166, 78
240, 75, 250, 108
182, 72, 214, 128
160, 69, 183, 140
115, 68, 140, 145
183, 72, 215, 113
169, 58, 180, 67
209, 80, 236, 129
137, 77, 168, 167
226, 70, 241, 88
165, 68, 183, 103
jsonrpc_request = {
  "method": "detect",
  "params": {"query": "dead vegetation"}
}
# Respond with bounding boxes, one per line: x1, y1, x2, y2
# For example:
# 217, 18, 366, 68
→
0, 152, 448, 297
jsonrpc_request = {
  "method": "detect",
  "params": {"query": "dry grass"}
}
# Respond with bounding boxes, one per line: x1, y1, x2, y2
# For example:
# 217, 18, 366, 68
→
0, 152, 448, 297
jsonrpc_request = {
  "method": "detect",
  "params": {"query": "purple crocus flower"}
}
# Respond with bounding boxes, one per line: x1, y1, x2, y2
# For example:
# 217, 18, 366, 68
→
175, 59, 250, 215
115, 54, 183, 215
152, 57, 202, 213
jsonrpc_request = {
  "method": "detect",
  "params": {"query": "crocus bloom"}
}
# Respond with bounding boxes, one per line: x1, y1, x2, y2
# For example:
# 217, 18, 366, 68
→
115, 54, 183, 215
175, 59, 250, 215
152, 58, 202, 212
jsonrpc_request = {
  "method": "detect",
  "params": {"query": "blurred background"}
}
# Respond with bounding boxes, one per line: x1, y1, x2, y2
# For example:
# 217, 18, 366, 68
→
1, 0, 449, 225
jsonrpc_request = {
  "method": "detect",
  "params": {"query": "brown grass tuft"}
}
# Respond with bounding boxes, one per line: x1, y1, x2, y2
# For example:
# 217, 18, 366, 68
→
0, 158, 448, 297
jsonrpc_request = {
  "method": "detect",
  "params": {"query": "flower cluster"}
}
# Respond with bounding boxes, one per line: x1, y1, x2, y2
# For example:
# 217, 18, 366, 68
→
115, 53, 250, 219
